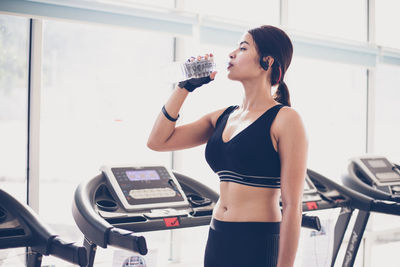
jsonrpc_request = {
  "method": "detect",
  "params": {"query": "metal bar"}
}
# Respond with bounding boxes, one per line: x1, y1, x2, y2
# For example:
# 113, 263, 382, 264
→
366, 68, 376, 154
364, 3, 376, 265
367, 0, 376, 44
331, 207, 354, 267
0, 0, 194, 36
27, 18, 42, 214
83, 237, 97, 267
27, 249, 42, 267
342, 210, 370, 267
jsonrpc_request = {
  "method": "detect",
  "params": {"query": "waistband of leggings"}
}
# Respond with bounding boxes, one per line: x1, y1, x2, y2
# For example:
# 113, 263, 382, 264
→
210, 218, 280, 234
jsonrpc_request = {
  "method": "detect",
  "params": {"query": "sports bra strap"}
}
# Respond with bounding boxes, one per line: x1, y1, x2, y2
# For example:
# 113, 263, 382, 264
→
215, 105, 238, 127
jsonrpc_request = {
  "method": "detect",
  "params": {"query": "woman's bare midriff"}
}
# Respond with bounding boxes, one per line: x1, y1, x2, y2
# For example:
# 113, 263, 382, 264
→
213, 181, 282, 222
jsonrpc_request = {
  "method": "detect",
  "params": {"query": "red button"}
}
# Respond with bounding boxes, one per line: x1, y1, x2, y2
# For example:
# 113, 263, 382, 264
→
306, 201, 318, 210
163, 217, 180, 228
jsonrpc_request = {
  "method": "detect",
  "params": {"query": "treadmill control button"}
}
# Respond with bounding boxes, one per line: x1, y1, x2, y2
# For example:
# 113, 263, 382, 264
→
144, 208, 188, 219
376, 172, 400, 181
129, 188, 176, 199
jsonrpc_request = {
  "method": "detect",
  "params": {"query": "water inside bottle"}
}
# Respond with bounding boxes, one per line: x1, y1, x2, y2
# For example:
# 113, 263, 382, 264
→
159, 54, 228, 83
181, 58, 216, 79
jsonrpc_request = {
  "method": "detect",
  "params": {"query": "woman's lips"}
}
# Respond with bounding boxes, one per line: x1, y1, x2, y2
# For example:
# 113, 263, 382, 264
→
227, 63, 233, 69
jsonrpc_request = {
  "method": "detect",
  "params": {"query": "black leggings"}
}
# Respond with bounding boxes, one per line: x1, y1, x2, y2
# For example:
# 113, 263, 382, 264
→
204, 219, 280, 267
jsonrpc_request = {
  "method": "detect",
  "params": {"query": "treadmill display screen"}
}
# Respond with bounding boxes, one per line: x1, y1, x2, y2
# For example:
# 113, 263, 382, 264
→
126, 170, 160, 181
368, 159, 387, 169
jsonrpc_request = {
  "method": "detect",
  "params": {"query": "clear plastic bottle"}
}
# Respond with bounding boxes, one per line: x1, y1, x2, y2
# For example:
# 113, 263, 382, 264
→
159, 54, 220, 83
181, 54, 216, 79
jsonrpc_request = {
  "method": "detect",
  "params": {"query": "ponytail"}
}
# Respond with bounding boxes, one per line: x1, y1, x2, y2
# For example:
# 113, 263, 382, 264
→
274, 81, 291, 107
271, 62, 291, 107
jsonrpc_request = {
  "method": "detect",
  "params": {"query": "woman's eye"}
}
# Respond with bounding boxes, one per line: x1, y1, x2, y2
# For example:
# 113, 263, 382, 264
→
239, 47, 246, 51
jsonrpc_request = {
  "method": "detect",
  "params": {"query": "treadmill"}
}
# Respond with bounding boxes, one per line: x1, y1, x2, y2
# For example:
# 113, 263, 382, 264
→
343, 156, 400, 203
72, 165, 321, 267
341, 156, 400, 265
307, 168, 400, 267
0, 189, 87, 267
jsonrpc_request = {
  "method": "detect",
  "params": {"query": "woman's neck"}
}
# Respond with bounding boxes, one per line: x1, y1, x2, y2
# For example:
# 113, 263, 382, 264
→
240, 78, 275, 111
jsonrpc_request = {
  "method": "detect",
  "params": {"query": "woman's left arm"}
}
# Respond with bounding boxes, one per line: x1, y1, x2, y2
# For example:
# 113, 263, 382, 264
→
274, 108, 308, 267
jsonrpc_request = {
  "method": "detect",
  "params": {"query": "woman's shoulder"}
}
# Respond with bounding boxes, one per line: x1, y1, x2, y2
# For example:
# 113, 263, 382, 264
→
277, 106, 302, 120
207, 105, 238, 128
273, 106, 306, 136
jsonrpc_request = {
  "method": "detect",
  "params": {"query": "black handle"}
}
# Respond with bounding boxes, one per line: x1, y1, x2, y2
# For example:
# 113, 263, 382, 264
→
371, 200, 400, 216
48, 236, 88, 267
108, 228, 148, 255
301, 214, 321, 231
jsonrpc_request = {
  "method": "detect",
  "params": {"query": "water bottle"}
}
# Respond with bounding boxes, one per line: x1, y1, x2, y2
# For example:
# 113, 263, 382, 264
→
159, 53, 222, 83
181, 54, 216, 79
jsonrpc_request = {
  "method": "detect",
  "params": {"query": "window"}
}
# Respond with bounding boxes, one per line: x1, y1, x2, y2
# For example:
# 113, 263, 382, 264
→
183, 0, 280, 26
40, 19, 174, 265
0, 14, 29, 203
288, 0, 367, 42
370, 63, 400, 267
2, 1, 400, 266
286, 57, 367, 181
376, 0, 400, 49
374, 64, 400, 163
0, 14, 29, 266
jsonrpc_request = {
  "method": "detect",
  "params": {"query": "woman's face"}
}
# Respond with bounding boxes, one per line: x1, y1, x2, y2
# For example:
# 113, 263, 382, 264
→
227, 32, 264, 81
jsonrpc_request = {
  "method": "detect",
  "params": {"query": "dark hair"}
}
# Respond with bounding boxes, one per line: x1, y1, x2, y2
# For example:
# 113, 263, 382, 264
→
248, 25, 293, 107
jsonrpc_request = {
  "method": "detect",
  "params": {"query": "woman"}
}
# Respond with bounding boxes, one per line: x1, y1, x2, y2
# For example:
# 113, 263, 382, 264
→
147, 25, 308, 267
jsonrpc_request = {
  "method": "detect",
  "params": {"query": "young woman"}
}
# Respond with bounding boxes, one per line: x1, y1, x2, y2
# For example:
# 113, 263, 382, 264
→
147, 25, 308, 267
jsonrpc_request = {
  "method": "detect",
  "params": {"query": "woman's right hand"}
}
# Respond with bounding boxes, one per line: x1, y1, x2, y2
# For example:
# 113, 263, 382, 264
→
178, 71, 217, 92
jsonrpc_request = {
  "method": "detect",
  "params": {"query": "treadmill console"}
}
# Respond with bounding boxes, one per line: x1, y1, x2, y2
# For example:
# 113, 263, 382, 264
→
352, 156, 400, 188
101, 165, 189, 211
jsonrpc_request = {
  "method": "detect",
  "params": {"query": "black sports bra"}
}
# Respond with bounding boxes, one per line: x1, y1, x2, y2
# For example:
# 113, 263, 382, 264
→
205, 104, 284, 188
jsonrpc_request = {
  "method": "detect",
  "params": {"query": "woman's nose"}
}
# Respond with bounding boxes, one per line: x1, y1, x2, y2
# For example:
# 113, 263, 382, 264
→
229, 51, 235, 59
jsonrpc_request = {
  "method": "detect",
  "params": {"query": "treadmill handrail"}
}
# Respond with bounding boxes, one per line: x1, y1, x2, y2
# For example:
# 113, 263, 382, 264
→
108, 228, 148, 255
72, 174, 147, 254
301, 214, 321, 231
307, 169, 373, 211
72, 175, 113, 248
370, 199, 400, 216
0, 189, 87, 266
308, 169, 400, 217
0, 189, 53, 251
47, 236, 87, 266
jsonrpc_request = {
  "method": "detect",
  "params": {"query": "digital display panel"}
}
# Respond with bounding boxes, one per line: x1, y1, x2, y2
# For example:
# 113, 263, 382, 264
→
368, 159, 387, 169
126, 170, 160, 181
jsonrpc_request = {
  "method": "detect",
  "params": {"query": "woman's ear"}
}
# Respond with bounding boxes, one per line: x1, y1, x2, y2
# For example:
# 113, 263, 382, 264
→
259, 55, 275, 71
266, 56, 275, 67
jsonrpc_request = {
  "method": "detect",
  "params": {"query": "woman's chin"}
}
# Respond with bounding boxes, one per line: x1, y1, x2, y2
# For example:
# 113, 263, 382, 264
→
227, 72, 238, 81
